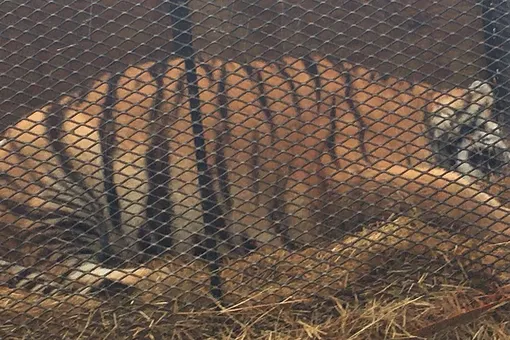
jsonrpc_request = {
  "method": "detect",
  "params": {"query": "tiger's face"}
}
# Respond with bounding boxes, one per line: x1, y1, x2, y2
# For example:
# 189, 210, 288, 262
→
429, 80, 510, 179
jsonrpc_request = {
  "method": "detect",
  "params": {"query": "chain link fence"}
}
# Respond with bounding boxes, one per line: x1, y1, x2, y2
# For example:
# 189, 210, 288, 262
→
0, 0, 510, 338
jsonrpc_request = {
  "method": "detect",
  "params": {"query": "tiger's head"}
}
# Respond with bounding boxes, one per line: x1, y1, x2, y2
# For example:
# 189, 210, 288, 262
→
428, 80, 510, 180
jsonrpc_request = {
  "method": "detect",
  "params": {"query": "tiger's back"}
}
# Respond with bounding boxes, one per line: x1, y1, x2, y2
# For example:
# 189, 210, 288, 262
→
1, 54, 508, 275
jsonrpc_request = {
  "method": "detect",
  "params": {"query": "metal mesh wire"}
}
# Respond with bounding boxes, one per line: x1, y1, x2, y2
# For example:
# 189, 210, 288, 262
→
0, 0, 510, 338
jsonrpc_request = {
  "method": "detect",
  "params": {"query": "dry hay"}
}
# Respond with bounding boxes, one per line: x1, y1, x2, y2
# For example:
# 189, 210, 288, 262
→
1, 216, 509, 339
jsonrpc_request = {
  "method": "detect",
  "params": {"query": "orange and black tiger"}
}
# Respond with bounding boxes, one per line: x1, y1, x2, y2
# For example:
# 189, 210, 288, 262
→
1, 54, 509, 294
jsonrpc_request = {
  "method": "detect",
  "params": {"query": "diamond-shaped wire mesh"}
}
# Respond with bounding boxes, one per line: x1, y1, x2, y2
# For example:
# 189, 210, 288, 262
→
0, 0, 510, 338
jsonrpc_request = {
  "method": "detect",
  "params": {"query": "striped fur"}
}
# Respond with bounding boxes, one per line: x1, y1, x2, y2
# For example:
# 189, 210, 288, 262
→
1, 54, 509, 295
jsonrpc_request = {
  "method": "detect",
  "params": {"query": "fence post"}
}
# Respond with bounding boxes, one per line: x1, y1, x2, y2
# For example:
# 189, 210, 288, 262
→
166, 0, 225, 301
481, 0, 510, 126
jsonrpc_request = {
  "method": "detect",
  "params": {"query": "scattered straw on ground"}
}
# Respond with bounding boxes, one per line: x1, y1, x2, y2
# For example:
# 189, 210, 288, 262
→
1, 216, 509, 339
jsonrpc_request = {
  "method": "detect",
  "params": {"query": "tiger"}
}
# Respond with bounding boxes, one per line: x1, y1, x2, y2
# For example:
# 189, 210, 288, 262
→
1, 54, 510, 296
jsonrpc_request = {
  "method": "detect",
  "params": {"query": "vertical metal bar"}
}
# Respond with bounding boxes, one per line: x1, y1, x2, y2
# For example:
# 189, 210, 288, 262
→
481, 0, 510, 126
166, 0, 225, 301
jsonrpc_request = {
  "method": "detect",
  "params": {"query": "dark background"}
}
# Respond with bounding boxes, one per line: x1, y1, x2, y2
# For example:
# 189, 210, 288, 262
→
0, 0, 488, 130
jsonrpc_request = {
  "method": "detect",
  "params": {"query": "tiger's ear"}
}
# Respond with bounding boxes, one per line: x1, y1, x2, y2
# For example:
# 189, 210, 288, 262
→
467, 80, 493, 104
468, 80, 492, 94
466, 80, 494, 119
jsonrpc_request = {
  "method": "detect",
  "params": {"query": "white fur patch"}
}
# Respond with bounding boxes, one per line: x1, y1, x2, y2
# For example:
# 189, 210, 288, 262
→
430, 80, 509, 178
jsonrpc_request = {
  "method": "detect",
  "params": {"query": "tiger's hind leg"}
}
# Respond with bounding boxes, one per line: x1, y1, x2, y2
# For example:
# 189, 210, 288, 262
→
0, 255, 216, 307
0, 225, 155, 296
0, 258, 153, 295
